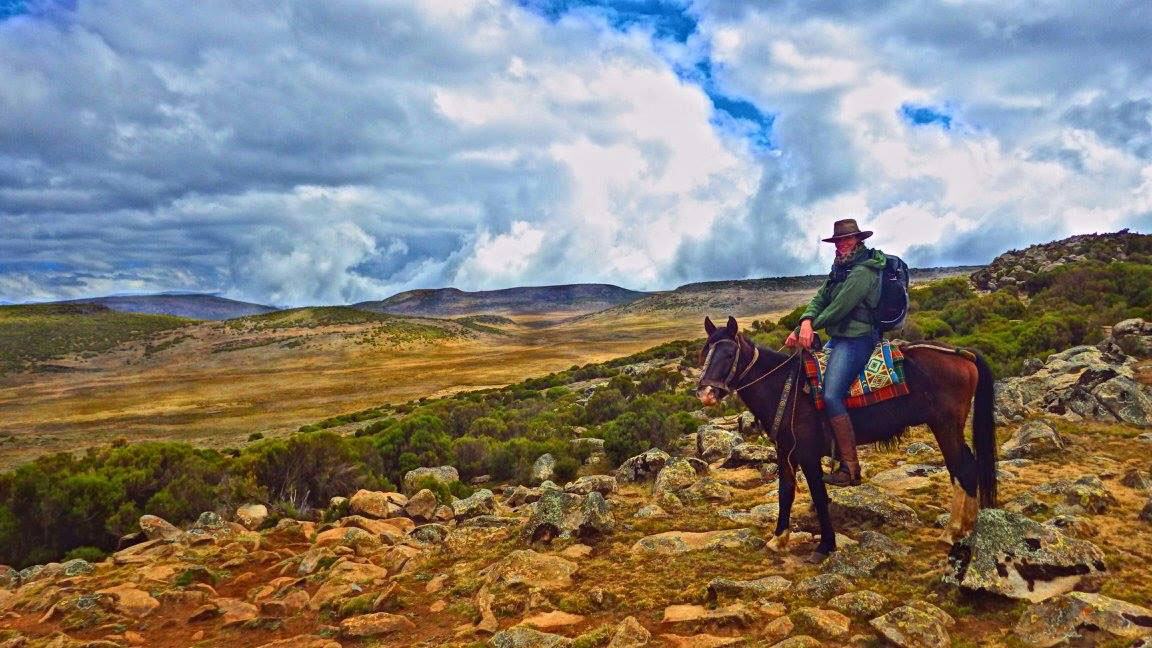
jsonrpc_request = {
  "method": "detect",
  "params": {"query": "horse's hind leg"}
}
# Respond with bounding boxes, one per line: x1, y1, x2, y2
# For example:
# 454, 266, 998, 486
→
799, 456, 836, 563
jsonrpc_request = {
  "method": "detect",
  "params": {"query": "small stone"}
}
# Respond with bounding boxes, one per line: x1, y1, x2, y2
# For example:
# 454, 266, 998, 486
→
763, 615, 794, 640
520, 610, 584, 630
483, 550, 578, 591
531, 454, 557, 485
706, 576, 791, 601
658, 633, 743, 648
768, 637, 822, 648
661, 602, 754, 626
235, 504, 268, 530
633, 503, 668, 519
828, 484, 919, 529
451, 489, 495, 519
489, 626, 573, 648
97, 584, 160, 618
340, 612, 416, 637
1000, 420, 1065, 460
631, 528, 764, 556
563, 475, 617, 497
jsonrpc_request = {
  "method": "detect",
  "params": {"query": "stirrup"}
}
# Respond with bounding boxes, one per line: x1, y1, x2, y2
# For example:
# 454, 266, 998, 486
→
823, 465, 861, 487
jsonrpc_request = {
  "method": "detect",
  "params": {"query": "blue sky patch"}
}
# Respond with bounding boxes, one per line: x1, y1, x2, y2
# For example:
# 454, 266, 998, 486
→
516, 0, 697, 42
0, 0, 28, 20
900, 103, 953, 129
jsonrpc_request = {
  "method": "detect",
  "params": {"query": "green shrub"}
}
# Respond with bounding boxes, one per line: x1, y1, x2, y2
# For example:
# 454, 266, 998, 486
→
64, 546, 106, 563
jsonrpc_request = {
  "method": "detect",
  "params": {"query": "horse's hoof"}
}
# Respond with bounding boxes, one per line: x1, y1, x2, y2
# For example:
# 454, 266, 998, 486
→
767, 531, 791, 553
804, 550, 829, 564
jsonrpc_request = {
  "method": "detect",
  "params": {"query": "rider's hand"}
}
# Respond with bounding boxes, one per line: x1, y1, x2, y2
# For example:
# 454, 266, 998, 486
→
798, 320, 814, 349
785, 330, 798, 348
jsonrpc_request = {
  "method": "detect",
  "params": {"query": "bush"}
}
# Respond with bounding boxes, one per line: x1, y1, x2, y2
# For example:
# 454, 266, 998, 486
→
64, 545, 107, 563
553, 456, 581, 483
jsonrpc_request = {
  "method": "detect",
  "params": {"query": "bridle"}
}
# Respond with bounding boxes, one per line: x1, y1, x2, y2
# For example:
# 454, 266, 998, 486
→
698, 334, 798, 395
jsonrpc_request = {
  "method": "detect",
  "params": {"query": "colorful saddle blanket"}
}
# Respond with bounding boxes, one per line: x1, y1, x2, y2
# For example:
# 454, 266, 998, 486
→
803, 340, 910, 410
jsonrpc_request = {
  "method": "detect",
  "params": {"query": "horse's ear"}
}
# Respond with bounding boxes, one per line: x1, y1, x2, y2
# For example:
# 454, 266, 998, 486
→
704, 317, 716, 335
726, 316, 738, 335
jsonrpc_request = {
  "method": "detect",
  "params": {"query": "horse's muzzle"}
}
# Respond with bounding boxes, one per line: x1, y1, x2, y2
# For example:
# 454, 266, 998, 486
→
696, 384, 725, 406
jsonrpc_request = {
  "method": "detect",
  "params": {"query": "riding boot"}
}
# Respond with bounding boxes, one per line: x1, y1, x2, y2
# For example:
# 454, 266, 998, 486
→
824, 414, 862, 487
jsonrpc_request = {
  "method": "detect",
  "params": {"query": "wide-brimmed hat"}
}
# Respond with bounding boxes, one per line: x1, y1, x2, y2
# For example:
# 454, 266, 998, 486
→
822, 218, 873, 242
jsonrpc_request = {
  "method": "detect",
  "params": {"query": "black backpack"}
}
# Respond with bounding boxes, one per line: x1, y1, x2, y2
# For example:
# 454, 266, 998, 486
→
871, 254, 910, 332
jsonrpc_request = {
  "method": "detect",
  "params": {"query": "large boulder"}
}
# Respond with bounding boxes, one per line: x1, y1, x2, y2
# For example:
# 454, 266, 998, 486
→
944, 509, 1107, 602
531, 454, 556, 485
139, 515, 181, 541
1062, 474, 1117, 513
615, 448, 670, 483
403, 466, 460, 493
653, 458, 700, 499
724, 442, 777, 468
405, 488, 438, 521
827, 484, 919, 530
1014, 591, 1152, 647
523, 489, 614, 543
1000, 420, 1066, 460
235, 504, 268, 530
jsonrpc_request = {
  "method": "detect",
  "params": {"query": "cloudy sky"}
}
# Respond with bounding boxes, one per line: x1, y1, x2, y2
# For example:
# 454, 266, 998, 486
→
1, 0, 1150, 306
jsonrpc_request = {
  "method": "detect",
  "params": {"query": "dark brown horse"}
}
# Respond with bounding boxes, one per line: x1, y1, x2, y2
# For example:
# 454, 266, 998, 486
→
695, 316, 996, 562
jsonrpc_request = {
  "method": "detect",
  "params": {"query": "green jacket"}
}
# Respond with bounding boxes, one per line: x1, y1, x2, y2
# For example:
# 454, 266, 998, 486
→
800, 246, 887, 338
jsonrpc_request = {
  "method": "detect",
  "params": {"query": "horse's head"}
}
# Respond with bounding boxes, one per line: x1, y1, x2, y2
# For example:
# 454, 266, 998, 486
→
696, 315, 743, 406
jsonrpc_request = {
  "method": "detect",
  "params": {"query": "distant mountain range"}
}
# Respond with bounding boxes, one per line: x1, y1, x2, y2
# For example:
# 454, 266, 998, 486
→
13, 265, 985, 322
42, 293, 278, 320
353, 283, 651, 317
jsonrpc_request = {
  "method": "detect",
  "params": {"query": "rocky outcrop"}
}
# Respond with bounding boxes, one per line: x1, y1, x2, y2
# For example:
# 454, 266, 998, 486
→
869, 603, 953, 648
348, 489, 406, 519
563, 474, 617, 496
971, 229, 1150, 292
451, 489, 495, 519
995, 328, 1152, 427
1000, 420, 1066, 460
945, 509, 1107, 602
523, 489, 614, 543
696, 424, 741, 463
827, 484, 920, 530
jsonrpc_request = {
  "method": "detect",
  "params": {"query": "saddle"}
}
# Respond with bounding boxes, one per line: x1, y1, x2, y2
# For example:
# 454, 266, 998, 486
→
803, 339, 910, 410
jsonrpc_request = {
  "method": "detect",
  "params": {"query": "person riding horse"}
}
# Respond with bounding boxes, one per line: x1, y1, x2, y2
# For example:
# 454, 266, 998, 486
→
785, 218, 886, 487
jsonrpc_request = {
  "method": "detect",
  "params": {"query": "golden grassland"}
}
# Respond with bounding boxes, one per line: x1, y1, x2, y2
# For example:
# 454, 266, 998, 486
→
0, 303, 804, 470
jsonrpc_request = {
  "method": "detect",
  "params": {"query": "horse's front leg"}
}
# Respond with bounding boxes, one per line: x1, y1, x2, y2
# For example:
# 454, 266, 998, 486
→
799, 456, 836, 563
767, 457, 796, 552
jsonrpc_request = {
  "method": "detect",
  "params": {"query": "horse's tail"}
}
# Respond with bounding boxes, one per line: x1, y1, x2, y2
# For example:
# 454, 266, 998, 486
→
971, 351, 997, 508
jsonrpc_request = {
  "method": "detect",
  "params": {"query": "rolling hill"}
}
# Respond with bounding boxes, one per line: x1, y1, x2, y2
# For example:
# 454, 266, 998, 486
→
45, 293, 278, 320
354, 283, 650, 318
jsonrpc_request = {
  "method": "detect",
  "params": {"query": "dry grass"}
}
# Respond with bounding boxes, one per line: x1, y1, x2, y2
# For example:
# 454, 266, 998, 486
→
0, 307, 793, 469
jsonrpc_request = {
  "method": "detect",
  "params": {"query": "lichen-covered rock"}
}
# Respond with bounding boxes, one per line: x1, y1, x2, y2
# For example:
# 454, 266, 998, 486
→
869, 604, 951, 648
828, 590, 888, 617
697, 425, 741, 463
402, 466, 460, 493
139, 514, 181, 541
631, 528, 764, 556
706, 575, 791, 601
1121, 468, 1152, 490
606, 615, 650, 648
523, 489, 614, 543
1014, 591, 1152, 647
821, 530, 907, 578
451, 489, 495, 519
615, 448, 670, 483
489, 626, 573, 648
679, 477, 733, 502
1063, 474, 1117, 513
0, 565, 18, 589
653, 458, 697, 498
348, 489, 406, 519
410, 523, 449, 544
795, 573, 854, 601
828, 484, 919, 530
718, 504, 777, 527
235, 504, 268, 530
1000, 420, 1066, 460
563, 475, 617, 496
531, 454, 556, 485
794, 607, 851, 638
1042, 515, 1099, 539
339, 611, 415, 637
633, 503, 668, 519
482, 550, 578, 591
945, 509, 1107, 602
662, 602, 755, 627
868, 464, 943, 493
405, 488, 438, 520
724, 442, 776, 467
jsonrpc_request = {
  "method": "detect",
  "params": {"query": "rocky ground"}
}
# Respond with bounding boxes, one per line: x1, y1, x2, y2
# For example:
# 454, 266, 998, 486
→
969, 229, 1150, 292
4, 325, 1152, 648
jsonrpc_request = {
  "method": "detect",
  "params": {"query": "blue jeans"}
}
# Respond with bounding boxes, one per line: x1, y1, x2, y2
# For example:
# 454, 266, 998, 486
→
822, 330, 880, 418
